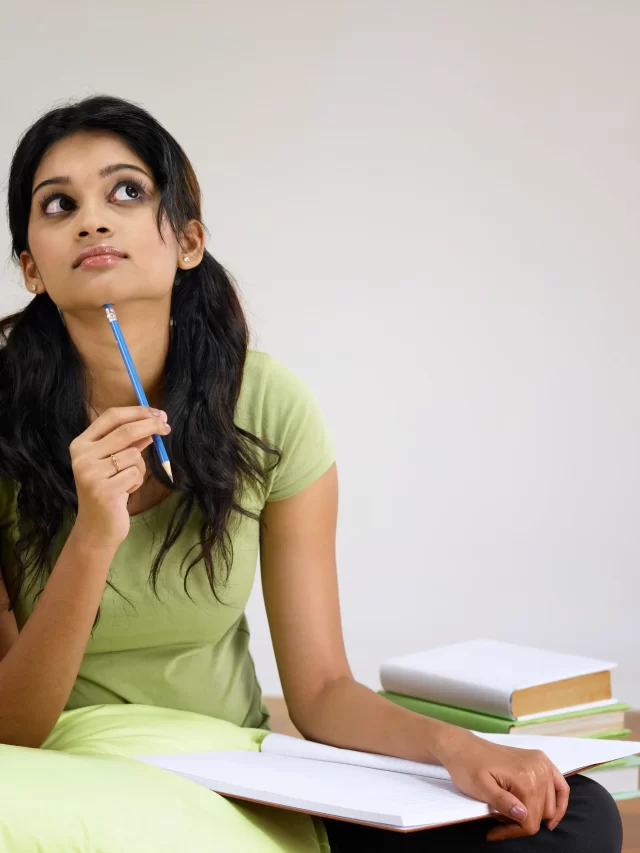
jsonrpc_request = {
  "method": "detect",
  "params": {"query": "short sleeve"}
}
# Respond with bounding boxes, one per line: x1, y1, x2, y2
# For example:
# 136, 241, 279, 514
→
262, 357, 336, 502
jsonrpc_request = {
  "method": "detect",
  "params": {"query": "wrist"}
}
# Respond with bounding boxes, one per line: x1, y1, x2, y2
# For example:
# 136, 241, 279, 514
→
67, 524, 120, 560
427, 722, 479, 765
393, 710, 458, 765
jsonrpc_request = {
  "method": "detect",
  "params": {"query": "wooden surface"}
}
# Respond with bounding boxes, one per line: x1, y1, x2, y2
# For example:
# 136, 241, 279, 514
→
263, 698, 640, 850
620, 710, 640, 850
264, 694, 302, 739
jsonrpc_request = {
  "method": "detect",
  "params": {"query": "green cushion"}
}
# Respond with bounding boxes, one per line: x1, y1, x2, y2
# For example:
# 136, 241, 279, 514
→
0, 703, 330, 852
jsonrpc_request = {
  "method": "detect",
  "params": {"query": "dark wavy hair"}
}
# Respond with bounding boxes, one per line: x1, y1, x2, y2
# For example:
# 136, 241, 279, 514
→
0, 94, 281, 630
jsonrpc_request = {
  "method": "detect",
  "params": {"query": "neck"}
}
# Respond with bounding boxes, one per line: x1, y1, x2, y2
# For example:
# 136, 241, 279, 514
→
63, 299, 171, 415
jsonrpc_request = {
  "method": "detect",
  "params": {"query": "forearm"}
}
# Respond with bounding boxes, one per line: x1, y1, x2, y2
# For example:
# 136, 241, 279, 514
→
0, 527, 116, 748
291, 676, 465, 765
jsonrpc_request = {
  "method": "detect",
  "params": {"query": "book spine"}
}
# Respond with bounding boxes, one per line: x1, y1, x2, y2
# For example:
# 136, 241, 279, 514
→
613, 791, 640, 802
379, 664, 512, 718
380, 691, 513, 733
586, 729, 631, 740
380, 693, 632, 741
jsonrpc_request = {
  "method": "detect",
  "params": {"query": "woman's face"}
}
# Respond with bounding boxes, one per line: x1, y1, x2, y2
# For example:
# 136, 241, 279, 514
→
21, 130, 200, 314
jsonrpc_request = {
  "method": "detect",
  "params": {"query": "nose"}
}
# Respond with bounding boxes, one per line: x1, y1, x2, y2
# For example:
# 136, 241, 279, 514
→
78, 224, 111, 237
75, 196, 114, 238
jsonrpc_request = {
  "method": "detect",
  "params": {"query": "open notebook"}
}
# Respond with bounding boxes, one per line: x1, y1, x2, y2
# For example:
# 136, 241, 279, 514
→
135, 732, 640, 832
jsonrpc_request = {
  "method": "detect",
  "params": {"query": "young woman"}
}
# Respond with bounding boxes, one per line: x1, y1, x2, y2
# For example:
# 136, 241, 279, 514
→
0, 95, 621, 852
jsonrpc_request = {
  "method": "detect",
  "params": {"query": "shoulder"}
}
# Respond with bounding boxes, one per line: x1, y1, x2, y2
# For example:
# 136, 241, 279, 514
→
238, 348, 278, 398
237, 349, 336, 503
237, 349, 323, 425
239, 348, 305, 390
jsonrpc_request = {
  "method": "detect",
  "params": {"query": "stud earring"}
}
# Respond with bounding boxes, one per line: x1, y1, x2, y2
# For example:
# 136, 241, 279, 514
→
29, 284, 37, 292
183, 256, 190, 262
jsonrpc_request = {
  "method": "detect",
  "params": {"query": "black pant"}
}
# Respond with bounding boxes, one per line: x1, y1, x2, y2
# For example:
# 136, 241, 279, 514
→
322, 773, 623, 852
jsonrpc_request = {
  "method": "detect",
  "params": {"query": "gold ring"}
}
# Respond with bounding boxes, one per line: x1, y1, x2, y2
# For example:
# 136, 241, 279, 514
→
110, 453, 121, 474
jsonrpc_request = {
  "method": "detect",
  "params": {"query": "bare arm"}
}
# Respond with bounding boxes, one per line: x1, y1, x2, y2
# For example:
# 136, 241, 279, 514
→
0, 529, 117, 748
260, 462, 453, 763
0, 569, 19, 660
0, 404, 170, 749
260, 462, 571, 840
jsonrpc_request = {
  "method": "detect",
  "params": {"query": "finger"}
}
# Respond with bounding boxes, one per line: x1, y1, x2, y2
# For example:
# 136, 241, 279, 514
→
486, 783, 528, 825
487, 820, 531, 842
548, 767, 570, 831
102, 447, 147, 481
487, 779, 551, 841
131, 435, 155, 453
110, 465, 145, 495
508, 778, 545, 838
83, 406, 165, 442
97, 416, 170, 458
543, 774, 557, 822
116, 434, 154, 459
486, 780, 543, 841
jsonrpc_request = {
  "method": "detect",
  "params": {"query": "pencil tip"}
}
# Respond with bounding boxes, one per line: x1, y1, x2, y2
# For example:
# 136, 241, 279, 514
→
162, 460, 174, 482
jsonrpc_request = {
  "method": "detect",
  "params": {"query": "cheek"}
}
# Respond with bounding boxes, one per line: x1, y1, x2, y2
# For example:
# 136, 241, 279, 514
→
146, 210, 179, 257
135, 232, 177, 273
131, 212, 178, 269
128, 238, 179, 293
158, 210, 181, 258
27, 225, 66, 281
139, 253, 179, 288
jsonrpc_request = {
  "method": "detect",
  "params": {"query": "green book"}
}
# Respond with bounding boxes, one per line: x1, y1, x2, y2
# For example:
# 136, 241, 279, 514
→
592, 730, 632, 740
589, 755, 640, 798
589, 754, 640, 772
379, 690, 631, 736
613, 790, 640, 801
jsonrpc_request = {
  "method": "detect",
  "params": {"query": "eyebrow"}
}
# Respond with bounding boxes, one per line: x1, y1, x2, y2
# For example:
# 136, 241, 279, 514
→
32, 163, 153, 198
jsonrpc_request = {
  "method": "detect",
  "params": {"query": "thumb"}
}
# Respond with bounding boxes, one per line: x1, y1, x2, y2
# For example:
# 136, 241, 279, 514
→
488, 784, 528, 823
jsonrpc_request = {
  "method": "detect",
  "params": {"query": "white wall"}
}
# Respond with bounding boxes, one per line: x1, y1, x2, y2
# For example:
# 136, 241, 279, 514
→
1, 1, 639, 705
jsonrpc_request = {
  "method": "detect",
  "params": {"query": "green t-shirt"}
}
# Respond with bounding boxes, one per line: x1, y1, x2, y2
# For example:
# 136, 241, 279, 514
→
0, 349, 336, 731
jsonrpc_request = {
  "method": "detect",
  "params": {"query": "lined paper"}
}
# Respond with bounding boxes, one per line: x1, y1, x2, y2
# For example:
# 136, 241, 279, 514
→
138, 751, 491, 828
136, 735, 640, 830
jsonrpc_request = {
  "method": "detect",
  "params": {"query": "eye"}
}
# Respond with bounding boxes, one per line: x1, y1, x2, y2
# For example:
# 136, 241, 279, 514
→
38, 178, 148, 216
40, 195, 74, 216
112, 180, 146, 202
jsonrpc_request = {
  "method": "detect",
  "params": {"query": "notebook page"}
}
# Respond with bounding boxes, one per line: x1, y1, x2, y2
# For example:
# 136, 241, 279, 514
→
517, 698, 619, 722
260, 732, 640, 780
261, 733, 451, 780
136, 751, 492, 829
134, 736, 640, 829
476, 733, 640, 771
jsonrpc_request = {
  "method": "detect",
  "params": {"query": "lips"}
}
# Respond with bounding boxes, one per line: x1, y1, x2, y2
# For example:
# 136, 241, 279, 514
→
73, 245, 127, 268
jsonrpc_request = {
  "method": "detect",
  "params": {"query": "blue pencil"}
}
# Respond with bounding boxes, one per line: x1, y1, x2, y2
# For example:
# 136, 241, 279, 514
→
103, 303, 173, 482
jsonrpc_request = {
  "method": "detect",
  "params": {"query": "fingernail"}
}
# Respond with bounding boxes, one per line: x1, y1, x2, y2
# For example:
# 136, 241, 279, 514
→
548, 821, 558, 831
510, 805, 527, 820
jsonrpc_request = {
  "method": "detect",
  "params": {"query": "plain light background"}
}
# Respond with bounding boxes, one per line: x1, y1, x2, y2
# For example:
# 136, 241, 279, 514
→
1, 2, 639, 707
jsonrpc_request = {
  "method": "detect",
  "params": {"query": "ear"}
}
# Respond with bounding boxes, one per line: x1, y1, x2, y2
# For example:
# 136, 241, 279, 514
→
177, 220, 206, 270
20, 251, 44, 294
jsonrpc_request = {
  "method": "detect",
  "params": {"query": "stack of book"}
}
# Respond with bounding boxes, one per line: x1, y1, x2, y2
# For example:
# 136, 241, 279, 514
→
379, 639, 639, 800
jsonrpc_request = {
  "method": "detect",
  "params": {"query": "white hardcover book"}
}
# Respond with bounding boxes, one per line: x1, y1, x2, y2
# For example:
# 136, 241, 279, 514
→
135, 732, 640, 832
379, 639, 617, 720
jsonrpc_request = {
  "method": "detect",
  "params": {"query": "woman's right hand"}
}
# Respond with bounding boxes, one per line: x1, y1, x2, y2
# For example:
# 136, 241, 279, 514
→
434, 727, 570, 841
69, 406, 171, 549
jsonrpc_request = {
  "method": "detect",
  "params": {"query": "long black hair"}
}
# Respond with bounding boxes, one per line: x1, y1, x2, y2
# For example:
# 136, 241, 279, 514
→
0, 94, 281, 629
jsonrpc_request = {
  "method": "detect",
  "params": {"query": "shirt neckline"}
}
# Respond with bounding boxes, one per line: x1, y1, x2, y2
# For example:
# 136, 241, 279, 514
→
127, 490, 180, 525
